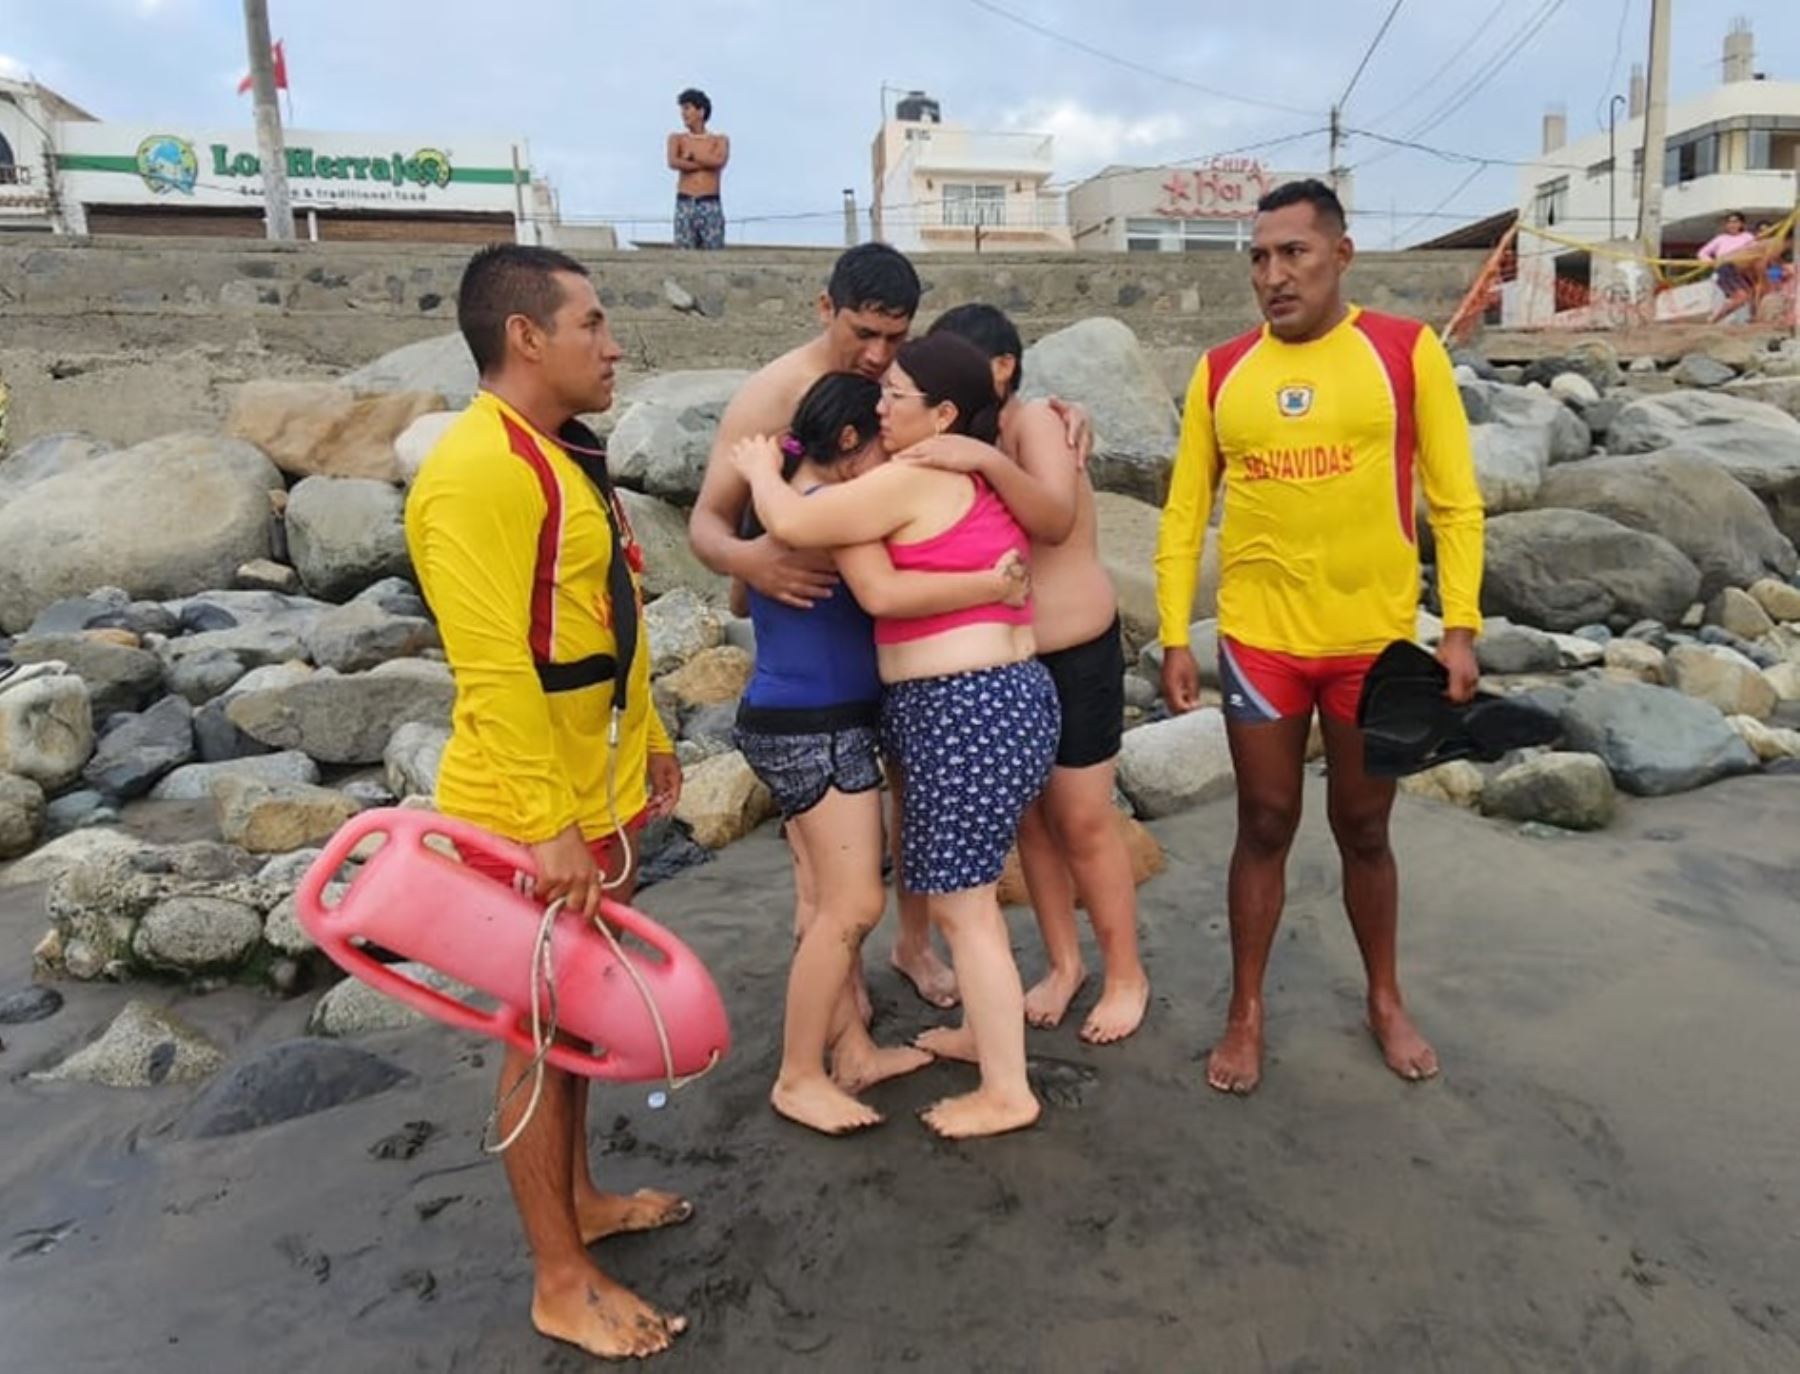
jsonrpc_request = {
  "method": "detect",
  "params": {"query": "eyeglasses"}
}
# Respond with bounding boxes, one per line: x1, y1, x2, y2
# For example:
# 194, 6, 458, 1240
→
881, 385, 928, 403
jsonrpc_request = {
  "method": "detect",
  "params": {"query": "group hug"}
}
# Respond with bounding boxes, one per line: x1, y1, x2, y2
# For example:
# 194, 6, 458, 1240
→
403, 177, 1486, 1357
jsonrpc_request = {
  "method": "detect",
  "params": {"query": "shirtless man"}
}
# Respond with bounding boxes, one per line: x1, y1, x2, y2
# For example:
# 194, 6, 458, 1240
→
913, 304, 1149, 1044
668, 87, 728, 250
689, 243, 961, 1005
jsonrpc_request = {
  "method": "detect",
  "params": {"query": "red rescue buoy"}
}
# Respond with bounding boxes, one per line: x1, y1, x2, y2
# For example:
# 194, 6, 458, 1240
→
295, 808, 730, 1083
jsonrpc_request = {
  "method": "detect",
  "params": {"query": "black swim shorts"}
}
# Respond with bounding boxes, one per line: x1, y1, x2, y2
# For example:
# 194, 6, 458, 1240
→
1038, 615, 1125, 769
734, 702, 881, 820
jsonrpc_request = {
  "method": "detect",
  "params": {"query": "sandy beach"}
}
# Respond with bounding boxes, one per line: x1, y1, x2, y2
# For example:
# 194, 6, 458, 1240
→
3, 772, 1799, 1373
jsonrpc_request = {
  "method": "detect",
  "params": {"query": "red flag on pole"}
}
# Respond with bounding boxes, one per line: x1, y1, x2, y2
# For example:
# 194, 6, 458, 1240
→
237, 40, 288, 95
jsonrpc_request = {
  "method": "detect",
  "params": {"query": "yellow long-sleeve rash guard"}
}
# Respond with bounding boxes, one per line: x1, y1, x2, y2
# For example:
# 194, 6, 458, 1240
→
1154, 306, 1485, 657
404, 392, 672, 846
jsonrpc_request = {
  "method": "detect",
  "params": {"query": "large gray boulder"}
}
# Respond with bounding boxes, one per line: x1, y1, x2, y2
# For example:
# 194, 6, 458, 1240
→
0, 772, 46, 860
1469, 423, 1550, 513
285, 476, 412, 602
7, 633, 163, 717
1536, 449, 1796, 599
150, 750, 320, 802
224, 659, 454, 765
302, 600, 439, 673
32, 999, 223, 1088
1021, 318, 1180, 504
384, 721, 449, 799
1560, 679, 1758, 796
1478, 382, 1591, 465
0, 673, 95, 790
1604, 391, 1800, 540
1665, 643, 1778, 721
82, 695, 195, 799
645, 588, 725, 675
1097, 491, 1218, 648
0, 434, 283, 633
340, 332, 478, 407
618, 489, 724, 602
132, 895, 264, 972
183, 1040, 407, 1138
0, 432, 112, 515
1481, 751, 1616, 831
1116, 708, 1235, 818
607, 370, 750, 502
1482, 509, 1702, 632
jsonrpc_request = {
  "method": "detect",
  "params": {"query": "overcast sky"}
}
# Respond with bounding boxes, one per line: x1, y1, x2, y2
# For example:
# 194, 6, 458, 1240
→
2, 0, 1795, 248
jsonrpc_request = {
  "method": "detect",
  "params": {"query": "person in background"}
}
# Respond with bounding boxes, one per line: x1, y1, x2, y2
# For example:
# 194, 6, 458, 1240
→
1699, 211, 1758, 323
669, 87, 728, 250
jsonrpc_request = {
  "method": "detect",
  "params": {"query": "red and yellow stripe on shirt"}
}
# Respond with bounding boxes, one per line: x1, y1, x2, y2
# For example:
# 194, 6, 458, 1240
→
404, 392, 671, 846
1154, 306, 1485, 658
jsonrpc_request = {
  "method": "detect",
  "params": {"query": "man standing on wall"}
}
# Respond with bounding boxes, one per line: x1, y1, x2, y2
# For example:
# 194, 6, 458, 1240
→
669, 88, 729, 250
1154, 179, 1485, 1096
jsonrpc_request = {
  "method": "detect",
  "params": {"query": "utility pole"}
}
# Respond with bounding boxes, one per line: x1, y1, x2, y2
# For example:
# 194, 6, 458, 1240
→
1635, 0, 1671, 259
1328, 105, 1342, 194
243, 0, 294, 241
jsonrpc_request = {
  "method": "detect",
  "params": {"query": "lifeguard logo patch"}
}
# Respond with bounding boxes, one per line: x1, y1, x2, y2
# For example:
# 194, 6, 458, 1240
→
1276, 383, 1314, 418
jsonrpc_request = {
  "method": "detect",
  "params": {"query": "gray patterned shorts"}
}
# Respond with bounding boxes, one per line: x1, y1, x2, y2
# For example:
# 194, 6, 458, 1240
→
734, 703, 881, 819
674, 194, 725, 250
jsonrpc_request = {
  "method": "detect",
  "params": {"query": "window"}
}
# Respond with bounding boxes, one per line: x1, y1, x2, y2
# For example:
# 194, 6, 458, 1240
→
1749, 126, 1800, 172
1533, 176, 1569, 227
1123, 215, 1250, 252
0, 130, 16, 185
943, 182, 1005, 226
1664, 132, 1718, 185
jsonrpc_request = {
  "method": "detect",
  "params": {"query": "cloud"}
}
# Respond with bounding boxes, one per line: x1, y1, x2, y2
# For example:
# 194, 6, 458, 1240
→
996, 100, 1187, 175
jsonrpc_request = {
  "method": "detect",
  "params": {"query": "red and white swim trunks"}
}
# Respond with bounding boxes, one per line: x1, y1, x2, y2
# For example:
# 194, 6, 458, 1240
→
1218, 636, 1378, 725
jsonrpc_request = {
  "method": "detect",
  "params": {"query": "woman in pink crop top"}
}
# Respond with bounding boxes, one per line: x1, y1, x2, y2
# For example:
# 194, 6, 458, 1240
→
733, 332, 1061, 1141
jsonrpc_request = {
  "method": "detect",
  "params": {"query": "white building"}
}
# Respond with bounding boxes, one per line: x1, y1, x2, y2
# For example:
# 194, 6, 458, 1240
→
0, 76, 96, 234
1067, 159, 1336, 253
871, 92, 1071, 253
1509, 19, 1799, 324
0, 75, 608, 245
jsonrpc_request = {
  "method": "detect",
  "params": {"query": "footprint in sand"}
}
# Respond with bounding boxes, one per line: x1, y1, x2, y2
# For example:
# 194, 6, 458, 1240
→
1026, 1056, 1099, 1109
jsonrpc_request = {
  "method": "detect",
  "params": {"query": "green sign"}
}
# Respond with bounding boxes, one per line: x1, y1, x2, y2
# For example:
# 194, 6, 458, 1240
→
209, 142, 454, 190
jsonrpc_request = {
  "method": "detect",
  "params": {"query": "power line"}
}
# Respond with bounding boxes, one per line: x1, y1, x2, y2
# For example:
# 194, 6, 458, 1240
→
1592, 0, 1633, 132
1338, 0, 1408, 111
1397, 0, 1566, 145
962, 0, 1320, 118
1347, 0, 1566, 172
1362, 0, 1511, 131
1390, 162, 1488, 244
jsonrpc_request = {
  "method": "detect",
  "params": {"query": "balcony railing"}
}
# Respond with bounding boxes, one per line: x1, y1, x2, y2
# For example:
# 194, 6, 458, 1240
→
0, 165, 31, 186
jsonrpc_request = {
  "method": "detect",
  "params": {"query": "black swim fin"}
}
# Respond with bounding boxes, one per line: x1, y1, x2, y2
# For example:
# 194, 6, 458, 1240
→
1357, 640, 1561, 778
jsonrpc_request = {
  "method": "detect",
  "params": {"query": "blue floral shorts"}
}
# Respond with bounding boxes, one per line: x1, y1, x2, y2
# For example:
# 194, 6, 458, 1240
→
880, 660, 1060, 895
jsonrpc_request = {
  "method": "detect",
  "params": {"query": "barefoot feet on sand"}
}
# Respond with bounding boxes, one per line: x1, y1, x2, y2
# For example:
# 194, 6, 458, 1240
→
576, 1187, 693, 1246
1368, 997, 1439, 1082
533, 1265, 686, 1360
832, 1042, 933, 1093
892, 942, 959, 1009
1206, 1008, 1264, 1095
1080, 975, 1150, 1046
913, 1023, 978, 1064
770, 1075, 884, 1135
1023, 964, 1087, 1029
919, 1088, 1041, 1140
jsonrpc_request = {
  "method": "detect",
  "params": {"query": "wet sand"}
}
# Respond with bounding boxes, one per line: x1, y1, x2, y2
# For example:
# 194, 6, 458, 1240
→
3, 773, 1799, 1372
